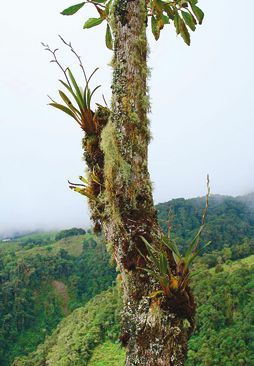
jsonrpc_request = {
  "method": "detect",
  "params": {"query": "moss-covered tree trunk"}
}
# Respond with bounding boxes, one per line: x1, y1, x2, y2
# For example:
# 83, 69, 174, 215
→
96, 1, 195, 365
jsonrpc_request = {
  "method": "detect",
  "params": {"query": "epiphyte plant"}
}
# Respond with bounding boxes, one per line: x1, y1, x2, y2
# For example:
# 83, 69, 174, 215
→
140, 175, 211, 298
42, 36, 108, 210
61, 0, 204, 47
68, 169, 102, 200
42, 36, 105, 136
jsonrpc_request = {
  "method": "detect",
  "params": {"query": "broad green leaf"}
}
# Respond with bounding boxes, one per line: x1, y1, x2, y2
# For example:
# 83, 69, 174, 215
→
61, 2, 85, 16
151, 15, 160, 41
163, 4, 174, 19
190, 4, 204, 24
83, 17, 104, 29
179, 17, 190, 45
106, 24, 113, 50
174, 13, 180, 35
162, 14, 170, 25
181, 10, 196, 31
153, 0, 164, 15
158, 17, 165, 30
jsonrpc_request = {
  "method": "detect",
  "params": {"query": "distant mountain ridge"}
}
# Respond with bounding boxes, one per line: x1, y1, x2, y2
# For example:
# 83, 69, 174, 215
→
157, 193, 254, 252
0, 192, 254, 243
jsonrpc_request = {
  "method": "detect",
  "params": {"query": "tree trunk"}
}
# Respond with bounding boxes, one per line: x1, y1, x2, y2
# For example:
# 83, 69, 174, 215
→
94, 1, 196, 365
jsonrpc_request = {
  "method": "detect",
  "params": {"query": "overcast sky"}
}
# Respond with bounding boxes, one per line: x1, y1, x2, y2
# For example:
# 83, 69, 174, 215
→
0, 0, 254, 236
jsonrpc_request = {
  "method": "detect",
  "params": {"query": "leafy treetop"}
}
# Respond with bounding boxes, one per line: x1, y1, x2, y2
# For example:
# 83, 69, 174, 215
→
61, 0, 204, 48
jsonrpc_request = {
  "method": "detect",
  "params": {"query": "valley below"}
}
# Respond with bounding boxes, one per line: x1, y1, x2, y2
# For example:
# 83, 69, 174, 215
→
1, 194, 254, 366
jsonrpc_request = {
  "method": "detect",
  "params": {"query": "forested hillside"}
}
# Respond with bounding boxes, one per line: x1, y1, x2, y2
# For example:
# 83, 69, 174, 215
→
1, 194, 254, 365
157, 194, 254, 252
0, 231, 116, 365
13, 256, 254, 366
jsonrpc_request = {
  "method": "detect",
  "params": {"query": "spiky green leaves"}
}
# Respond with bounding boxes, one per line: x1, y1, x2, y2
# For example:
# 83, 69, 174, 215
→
49, 67, 101, 133
69, 171, 101, 200
61, 0, 204, 47
69, 176, 95, 200
139, 176, 211, 297
140, 229, 211, 298
162, 232, 212, 269
139, 236, 172, 296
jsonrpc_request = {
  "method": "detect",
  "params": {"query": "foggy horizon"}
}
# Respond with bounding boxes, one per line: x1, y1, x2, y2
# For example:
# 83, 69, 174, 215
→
2, 190, 254, 239
1, 0, 254, 238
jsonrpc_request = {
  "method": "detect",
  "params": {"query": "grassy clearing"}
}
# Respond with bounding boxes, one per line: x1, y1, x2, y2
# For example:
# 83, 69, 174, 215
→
210, 254, 254, 274
15, 235, 88, 259
16, 231, 57, 242
88, 341, 125, 366
0, 241, 20, 252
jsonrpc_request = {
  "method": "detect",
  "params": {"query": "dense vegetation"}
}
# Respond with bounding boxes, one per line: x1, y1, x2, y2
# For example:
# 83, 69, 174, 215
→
13, 256, 254, 366
187, 258, 254, 365
55, 228, 86, 241
157, 194, 254, 252
13, 287, 122, 366
1, 193, 254, 365
0, 234, 116, 365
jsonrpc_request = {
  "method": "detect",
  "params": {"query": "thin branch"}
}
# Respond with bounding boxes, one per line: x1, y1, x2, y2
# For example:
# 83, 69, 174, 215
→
193, 174, 210, 252
58, 35, 88, 84
102, 94, 108, 107
41, 42, 71, 87
87, 0, 106, 10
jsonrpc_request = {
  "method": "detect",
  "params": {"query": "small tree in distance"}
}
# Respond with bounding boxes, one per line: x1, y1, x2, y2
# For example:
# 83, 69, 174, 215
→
45, 1, 207, 365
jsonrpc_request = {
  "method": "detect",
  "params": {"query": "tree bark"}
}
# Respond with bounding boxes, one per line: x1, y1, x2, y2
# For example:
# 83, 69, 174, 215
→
99, 1, 195, 365
83, 1, 196, 364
